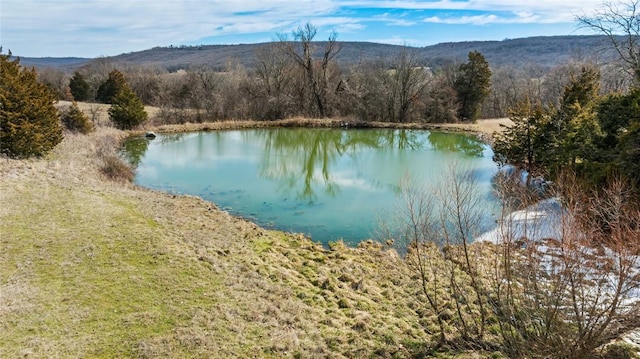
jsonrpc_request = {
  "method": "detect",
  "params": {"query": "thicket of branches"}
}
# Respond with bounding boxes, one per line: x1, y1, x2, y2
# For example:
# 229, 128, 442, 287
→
34, 23, 503, 124
379, 166, 640, 358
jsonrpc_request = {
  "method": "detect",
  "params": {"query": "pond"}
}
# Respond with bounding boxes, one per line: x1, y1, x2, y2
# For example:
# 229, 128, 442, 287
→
123, 128, 499, 246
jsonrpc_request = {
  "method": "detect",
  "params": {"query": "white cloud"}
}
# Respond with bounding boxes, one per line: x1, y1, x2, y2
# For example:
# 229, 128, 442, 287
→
372, 12, 417, 27
1, 0, 345, 56
424, 14, 500, 25
0, 0, 607, 57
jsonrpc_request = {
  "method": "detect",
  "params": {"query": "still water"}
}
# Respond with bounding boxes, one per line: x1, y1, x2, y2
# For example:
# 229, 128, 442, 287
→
124, 128, 498, 245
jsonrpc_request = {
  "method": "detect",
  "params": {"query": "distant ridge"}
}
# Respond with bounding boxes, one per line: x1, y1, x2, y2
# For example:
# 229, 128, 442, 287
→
18, 57, 91, 69
18, 35, 614, 72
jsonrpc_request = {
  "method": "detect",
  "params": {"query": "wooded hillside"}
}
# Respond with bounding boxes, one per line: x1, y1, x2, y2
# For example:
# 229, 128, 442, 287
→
19, 35, 617, 71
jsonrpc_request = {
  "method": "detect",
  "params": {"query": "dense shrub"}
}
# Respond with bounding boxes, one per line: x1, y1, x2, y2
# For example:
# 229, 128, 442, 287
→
61, 101, 94, 134
0, 52, 63, 158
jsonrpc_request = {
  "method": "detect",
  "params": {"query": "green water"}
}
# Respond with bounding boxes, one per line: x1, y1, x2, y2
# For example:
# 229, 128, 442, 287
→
125, 128, 498, 245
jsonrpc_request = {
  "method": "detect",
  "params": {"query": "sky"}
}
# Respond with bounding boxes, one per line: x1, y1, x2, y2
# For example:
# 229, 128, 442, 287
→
1, 0, 605, 58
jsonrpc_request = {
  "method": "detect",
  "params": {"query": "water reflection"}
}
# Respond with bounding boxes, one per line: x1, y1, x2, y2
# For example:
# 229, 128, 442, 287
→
125, 129, 488, 200
125, 128, 495, 244
255, 128, 485, 200
427, 131, 484, 157
120, 136, 149, 167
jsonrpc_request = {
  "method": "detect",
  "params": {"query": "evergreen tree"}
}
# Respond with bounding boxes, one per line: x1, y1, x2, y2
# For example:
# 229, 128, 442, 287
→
0, 52, 63, 158
108, 84, 148, 130
493, 100, 551, 178
61, 101, 93, 134
595, 87, 640, 187
69, 71, 91, 101
97, 69, 126, 104
546, 66, 603, 173
453, 51, 492, 122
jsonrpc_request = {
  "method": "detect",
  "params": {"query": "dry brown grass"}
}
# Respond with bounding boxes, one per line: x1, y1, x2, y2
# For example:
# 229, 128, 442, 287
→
0, 103, 516, 358
151, 116, 513, 136
440, 118, 513, 135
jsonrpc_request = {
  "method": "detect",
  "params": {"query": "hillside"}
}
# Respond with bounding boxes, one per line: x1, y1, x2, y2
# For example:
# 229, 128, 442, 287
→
18, 35, 616, 72
418, 35, 614, 68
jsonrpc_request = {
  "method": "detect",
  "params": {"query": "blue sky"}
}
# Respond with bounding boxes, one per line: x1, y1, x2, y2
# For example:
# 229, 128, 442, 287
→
1, 0, 603, 58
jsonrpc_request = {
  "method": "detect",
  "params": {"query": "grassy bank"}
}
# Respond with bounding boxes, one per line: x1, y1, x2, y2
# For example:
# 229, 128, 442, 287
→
5, 104, 638, 358
0, 120, 473, 357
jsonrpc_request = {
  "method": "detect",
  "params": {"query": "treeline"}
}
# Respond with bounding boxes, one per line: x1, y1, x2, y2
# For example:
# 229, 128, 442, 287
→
36, 43, 633, 128
41, 24, 491, 124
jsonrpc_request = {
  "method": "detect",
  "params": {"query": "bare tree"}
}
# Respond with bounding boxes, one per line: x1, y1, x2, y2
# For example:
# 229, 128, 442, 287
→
279, 23, 342, 117
382, 163, 639, 356
339, 60, 388, 121
36, 67, 69, 100
424, 73, 459, 123
127, 66, 165, 106
436, 164, 489, 343
577, 0, 640, 83
88, 104, 105, 127
487, 173, 640, 358
483, 66, 530, 119
384, 50, 430, 123
244, 43, 295, 120
379, 164, 490, 348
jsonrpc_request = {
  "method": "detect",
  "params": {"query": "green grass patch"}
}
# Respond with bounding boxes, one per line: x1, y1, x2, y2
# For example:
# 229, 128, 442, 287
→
0, 180, 225, 358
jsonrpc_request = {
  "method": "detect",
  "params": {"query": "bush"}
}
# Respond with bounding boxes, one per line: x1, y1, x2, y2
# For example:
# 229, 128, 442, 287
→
100, 154, 134, 182
0, 52, 63, 158
108, 84, 148, 130
61, 101, 94, 134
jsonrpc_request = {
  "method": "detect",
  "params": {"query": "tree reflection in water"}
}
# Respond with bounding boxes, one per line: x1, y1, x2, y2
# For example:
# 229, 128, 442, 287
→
253, 128, 485, 201
426, 131, 484, 157
120, 136, 150, 167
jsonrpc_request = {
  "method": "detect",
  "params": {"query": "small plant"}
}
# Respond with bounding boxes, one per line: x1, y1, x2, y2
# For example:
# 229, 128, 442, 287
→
89, 105, 104, 126
61, 101, 93, 134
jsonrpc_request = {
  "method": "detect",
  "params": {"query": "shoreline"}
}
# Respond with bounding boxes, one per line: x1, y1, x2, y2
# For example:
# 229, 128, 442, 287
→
56, 99, 512, 142
144, 117, 512, 143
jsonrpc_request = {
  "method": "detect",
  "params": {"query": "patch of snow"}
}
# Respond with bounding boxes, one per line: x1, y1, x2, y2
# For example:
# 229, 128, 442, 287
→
476, 197, 565, 243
